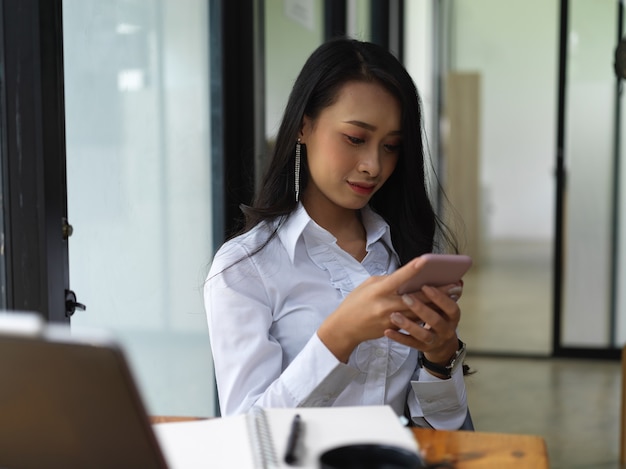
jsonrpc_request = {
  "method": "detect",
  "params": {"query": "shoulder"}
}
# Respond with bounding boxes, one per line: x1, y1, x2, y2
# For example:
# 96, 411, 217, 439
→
208, 220, 280, 276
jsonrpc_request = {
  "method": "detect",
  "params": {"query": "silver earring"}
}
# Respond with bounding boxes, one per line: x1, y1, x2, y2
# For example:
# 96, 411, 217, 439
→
295, 139, 301, 202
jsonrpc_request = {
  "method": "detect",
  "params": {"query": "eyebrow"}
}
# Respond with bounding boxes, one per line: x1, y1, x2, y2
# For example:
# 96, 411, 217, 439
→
343, 120, 402, 135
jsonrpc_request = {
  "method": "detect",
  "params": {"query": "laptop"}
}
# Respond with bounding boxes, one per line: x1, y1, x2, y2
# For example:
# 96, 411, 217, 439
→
0, 313, 168, 469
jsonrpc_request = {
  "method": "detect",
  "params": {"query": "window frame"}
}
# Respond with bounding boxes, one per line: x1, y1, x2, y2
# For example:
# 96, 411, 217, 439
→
0, 0, 69, 322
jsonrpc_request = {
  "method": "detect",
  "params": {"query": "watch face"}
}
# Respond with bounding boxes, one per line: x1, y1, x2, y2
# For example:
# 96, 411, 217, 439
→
450, 342, 466, 370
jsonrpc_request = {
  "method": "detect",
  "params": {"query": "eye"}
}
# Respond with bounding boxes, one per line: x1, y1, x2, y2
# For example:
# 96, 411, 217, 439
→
383, 142, 402, 153
345, 135, 365, 146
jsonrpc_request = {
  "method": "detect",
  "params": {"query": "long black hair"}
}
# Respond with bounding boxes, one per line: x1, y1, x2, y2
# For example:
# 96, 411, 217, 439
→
240, 37, 457, 265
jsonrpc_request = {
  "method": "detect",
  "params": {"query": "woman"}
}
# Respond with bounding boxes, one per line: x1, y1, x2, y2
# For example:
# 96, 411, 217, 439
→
205, 37, 472, 430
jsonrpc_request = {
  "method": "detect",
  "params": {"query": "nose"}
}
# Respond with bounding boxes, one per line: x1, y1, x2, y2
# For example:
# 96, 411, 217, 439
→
357, 147, 381, 177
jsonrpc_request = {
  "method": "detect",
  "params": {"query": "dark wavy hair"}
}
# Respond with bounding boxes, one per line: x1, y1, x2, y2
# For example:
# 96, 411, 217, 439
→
239, 37, 457, 265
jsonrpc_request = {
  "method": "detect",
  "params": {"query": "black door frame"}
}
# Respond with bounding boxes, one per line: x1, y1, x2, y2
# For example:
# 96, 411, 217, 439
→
0, 0, 69, 322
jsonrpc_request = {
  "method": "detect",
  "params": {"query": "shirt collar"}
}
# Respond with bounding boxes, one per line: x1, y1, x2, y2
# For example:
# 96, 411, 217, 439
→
276, 203, 396, 264
360, 205, 394, 253
276, 203, 312, 263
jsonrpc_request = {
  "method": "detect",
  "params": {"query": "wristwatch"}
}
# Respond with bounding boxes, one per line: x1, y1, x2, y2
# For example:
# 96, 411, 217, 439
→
419, 339, 466, 378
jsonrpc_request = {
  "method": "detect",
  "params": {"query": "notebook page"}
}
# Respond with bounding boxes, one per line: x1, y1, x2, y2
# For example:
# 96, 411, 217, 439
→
153, 415, 255, 469
266, 405, 419, 467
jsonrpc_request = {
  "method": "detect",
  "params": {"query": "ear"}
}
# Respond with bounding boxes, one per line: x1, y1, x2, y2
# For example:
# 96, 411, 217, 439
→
299, 115, 312, 143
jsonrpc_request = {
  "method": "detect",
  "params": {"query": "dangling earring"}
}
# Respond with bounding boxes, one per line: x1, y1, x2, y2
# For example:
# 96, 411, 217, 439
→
295, 138, 301, 202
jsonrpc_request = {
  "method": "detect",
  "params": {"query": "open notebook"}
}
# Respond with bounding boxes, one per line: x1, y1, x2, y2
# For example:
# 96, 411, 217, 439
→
0, 312, 168, 469
153, 405, 420, 468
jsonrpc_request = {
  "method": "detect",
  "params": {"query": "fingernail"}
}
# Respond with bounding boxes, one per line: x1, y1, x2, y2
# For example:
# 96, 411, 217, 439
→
448, 286, 463, 296
390, 312, 405, 326
401, 294, 414, 306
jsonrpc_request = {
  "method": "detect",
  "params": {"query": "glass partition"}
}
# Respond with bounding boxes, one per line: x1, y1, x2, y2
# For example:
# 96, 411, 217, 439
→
264, 0, 324, 146
562, 0, 620, 348
440, 0, 558, 354
63, 0, 215, 416
618, 5, 626, 344
347, 0, 372, 41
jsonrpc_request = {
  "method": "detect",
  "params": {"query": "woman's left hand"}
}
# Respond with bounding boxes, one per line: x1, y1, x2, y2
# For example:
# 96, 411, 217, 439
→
384, 284, 461, 372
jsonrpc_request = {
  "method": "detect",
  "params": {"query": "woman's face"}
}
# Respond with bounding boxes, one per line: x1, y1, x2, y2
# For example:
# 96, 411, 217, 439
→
300, 80, 402, 218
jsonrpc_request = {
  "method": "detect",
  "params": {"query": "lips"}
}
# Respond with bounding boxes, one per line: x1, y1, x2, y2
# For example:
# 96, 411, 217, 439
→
348, 181, 376, 195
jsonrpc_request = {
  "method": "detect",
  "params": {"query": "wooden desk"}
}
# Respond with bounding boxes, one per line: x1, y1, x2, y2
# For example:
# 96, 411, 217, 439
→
413, 428, 549, 468
150, 417, 549, 468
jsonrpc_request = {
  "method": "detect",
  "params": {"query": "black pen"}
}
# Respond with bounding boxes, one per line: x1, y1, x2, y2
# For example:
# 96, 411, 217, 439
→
284, 413, 302, 465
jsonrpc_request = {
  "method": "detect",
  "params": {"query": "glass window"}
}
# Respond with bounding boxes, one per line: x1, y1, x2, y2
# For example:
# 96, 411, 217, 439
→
265, 0, 324, 145
63, 0, 215, 417
437, 0, 558, 354
562, 0, 619, 348
347, 0, 372, 41
618, 6, 626, 345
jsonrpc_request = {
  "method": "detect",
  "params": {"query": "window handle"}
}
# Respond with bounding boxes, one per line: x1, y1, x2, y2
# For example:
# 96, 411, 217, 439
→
65, 289, 86, 317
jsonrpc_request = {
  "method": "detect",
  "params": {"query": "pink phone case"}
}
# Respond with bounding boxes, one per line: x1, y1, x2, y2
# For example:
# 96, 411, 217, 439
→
397, 253, 472, 295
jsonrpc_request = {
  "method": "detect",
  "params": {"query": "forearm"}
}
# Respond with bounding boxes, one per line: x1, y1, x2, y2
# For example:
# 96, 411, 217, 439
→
215, 333, 359, 415
317, 319, 361, 363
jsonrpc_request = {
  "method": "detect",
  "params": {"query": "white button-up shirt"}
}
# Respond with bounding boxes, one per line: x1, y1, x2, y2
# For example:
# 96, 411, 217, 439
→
205, 204, 467, 429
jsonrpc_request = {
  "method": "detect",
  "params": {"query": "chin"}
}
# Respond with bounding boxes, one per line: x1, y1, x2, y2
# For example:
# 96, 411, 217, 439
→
342, 199, 370, 211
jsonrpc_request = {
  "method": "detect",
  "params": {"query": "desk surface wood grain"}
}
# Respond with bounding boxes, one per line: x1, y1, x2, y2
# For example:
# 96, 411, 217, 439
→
413, 428, 549, 468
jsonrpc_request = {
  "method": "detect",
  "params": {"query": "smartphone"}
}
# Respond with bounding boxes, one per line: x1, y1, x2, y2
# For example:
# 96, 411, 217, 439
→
397, 253, 473, 295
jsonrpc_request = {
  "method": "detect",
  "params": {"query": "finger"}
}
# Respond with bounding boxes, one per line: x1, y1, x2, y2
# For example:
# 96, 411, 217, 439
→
397, 293, 430, 323
389, 312, 434, 344
398, 293, 452, 330
418, 287, 461, 332
398, 291, 457, 335
382, 257, 431, 294
422, 285, 460, 312
446, 284, 463, 301
411, 283, 463, 304
384, 329, 424, 349
385, 326, 436, 349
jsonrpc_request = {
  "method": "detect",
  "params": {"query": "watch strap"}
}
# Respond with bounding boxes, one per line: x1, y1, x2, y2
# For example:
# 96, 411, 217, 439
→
419, 339, 465, 377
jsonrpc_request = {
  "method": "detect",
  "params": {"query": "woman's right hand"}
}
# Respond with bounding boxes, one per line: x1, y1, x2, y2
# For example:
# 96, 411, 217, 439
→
316, 258, 461, 362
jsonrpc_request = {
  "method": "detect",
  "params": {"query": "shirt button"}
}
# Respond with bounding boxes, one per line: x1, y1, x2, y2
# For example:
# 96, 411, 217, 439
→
375, 348, 386, 357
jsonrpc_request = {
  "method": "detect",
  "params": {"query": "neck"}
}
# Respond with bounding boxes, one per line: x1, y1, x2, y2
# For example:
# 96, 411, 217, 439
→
302, 199, 358, 234
302, 200, 367, 261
